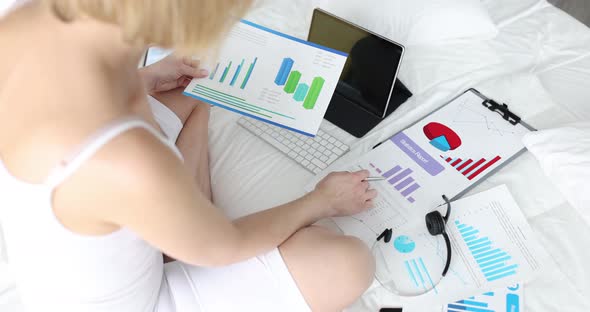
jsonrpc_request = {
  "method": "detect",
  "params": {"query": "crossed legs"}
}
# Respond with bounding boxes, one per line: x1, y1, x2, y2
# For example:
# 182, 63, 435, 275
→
153, 89, 374, 311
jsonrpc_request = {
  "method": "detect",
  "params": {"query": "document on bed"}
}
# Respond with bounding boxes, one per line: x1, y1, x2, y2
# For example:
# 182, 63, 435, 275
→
183, 20, 348, 137
305, 90, 532, 245
443, 283, 524, 312
396, 185, 547, 308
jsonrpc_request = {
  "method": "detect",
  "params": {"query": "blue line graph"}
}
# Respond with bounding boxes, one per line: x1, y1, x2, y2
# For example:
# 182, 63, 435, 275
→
403, 257, 438, 294
455, 220, 518, 282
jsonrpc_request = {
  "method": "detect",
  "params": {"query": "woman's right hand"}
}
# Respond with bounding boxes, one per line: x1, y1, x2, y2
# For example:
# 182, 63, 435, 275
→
314, 170, 378, 218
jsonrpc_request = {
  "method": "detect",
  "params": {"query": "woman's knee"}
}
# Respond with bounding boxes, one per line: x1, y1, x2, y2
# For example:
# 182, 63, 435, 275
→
280, 226, 375, 311
330, 234, 375, 294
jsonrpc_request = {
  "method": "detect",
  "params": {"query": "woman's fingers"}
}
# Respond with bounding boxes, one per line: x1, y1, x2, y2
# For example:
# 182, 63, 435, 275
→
365, 189, 378, 201
180, 57, 208, 79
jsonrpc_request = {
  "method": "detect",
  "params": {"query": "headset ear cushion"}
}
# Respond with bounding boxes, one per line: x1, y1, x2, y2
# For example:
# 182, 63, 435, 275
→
425, 211, 445, 236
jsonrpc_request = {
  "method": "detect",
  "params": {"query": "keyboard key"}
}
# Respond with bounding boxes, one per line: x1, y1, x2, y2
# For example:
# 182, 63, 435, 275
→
327, 154, 339, 164
312, 158, 327, 169
259, 134, 290, 154
320, 155, 329, 162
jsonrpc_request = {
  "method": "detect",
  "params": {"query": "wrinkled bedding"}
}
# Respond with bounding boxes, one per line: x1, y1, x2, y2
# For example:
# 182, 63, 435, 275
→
2, 1, 590, 311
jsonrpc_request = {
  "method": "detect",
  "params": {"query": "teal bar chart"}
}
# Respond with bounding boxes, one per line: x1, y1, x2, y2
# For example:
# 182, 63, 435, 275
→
456, 220, 518, 282
274, 57, 325, 110
208, 57, 258, 90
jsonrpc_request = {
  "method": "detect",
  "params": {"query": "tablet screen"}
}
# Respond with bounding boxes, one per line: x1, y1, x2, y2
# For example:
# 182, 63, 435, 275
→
308, 9, 404, 118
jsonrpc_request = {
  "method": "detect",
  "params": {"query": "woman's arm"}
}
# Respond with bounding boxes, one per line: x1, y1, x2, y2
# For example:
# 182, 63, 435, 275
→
90, 129, 375, 267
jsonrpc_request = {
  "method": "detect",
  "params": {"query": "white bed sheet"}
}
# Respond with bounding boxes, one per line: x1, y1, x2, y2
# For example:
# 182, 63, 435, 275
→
2, 1, 590, 311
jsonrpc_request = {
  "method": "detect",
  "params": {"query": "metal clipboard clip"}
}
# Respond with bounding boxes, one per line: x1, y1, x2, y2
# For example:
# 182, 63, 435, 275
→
482, 99, 522, 126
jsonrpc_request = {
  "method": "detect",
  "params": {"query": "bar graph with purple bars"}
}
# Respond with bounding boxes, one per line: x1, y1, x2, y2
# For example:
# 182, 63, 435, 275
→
455, 220, 518, 282
369, 163, 420, 204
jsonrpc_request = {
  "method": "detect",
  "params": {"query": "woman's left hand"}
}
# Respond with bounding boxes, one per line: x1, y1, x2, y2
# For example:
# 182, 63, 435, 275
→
140, 54, 209, 95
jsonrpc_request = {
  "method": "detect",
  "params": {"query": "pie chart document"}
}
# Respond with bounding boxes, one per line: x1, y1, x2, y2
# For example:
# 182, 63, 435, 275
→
306, 89, 533, 245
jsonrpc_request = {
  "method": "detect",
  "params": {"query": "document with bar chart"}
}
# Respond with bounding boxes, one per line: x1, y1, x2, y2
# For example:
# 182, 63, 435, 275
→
399, 186, 546, 308
183, 20, 347, 136
444, 284, 523, 312
306, 89, 532, 245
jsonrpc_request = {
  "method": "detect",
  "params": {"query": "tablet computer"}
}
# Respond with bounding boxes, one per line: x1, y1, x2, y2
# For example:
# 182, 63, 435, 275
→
308, 8, 405, 119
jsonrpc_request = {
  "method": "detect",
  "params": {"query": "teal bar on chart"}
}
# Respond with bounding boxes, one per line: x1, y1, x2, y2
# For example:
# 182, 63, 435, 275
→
293, 83, 309, 102
230, 59, 245, 86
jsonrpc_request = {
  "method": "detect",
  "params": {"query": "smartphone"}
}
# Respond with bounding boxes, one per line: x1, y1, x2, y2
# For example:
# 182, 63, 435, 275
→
379, 308, 403, 312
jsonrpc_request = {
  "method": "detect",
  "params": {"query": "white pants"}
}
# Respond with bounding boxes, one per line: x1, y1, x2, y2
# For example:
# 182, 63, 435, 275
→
148, 97, 310, 312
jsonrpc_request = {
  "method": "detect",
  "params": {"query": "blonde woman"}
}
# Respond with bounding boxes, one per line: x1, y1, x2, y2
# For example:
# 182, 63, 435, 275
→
0, 1, 377, 311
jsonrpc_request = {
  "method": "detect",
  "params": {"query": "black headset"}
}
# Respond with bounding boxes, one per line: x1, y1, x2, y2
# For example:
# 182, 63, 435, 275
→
425, 195, 452, 277
377, 195, 452, 277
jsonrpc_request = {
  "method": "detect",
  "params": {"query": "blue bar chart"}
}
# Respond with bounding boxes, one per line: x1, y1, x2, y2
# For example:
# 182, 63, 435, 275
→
447, 295, 495, 312
455, 220, 518, 282
207, 57, 258, 90
274, 57, 325, 110
403, 257, 438, 294
447, 286, 521, 312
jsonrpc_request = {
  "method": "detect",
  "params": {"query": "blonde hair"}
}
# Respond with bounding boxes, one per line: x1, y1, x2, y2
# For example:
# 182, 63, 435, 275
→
43, 0, 253, 54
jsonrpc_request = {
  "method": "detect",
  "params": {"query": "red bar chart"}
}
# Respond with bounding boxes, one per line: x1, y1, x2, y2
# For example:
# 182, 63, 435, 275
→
441, 155, 502, 181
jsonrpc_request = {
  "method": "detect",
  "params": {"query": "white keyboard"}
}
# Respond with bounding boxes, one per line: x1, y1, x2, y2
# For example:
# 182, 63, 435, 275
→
237, 117, 350, 174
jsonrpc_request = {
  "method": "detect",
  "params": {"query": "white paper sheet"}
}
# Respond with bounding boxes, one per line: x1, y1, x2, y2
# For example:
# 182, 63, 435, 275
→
394, 185, 547, 308
443, 283, 524, 312
184, 20, 347, 136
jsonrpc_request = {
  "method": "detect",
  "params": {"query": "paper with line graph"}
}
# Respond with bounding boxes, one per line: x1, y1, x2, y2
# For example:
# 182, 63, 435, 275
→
183, 20, 347, 137
399, 185, 546, 308
306, 89, 532, 246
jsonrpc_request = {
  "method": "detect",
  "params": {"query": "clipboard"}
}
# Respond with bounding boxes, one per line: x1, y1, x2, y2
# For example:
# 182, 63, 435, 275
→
371, 88, 535, 202
304, 88, 534, 245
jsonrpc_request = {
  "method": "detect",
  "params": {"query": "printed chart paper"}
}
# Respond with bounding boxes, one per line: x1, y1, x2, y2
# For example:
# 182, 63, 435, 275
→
444, 283, 523, 312
184, 20, 348, 137
396, 186, 546, 307
306, 90, 532, 245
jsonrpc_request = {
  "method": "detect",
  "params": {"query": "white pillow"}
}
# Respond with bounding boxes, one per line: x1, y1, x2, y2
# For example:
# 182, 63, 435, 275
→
523, 123, 590, 224
319, 0, 499, 46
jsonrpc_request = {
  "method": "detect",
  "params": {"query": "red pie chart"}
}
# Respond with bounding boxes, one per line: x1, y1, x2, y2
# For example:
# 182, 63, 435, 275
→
423, 122, 462, 152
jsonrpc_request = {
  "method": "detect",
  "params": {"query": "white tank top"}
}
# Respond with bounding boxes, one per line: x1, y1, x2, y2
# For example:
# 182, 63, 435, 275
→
0, 117, 183, 312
